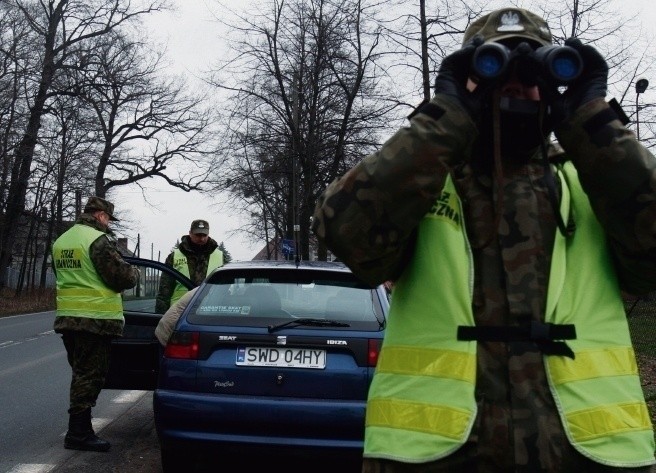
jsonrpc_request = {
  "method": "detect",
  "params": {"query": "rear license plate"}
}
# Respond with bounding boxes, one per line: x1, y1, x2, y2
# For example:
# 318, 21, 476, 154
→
236, 347, 326, 369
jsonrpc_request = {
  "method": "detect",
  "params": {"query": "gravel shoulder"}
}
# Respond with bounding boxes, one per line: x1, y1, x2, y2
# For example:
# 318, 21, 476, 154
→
51, 392, 162, 473
637, 353, 656, 426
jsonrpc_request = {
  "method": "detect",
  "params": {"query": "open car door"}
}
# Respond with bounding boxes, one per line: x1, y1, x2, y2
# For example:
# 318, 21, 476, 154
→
104, 256, 195, 390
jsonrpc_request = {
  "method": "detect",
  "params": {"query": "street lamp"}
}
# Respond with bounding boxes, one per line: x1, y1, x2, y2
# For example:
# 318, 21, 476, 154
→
635, 78, 649, 141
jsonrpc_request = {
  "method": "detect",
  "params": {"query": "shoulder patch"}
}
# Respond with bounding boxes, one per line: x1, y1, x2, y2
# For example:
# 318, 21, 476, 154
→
407, 100, 446, 122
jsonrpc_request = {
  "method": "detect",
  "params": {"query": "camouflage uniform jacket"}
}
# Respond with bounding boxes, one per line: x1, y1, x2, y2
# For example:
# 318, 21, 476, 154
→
53, 213, 139, 338
312, 95, 656, 471
155, 235, 219, 314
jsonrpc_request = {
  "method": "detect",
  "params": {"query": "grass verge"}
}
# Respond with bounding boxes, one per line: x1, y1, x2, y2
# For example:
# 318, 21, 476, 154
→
0, 287, 55, 316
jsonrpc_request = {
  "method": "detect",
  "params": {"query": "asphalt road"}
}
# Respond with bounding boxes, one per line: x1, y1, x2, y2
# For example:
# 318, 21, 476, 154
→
50, 391, 162, 473
1, 311, 363, 473
0, 311, 162, 473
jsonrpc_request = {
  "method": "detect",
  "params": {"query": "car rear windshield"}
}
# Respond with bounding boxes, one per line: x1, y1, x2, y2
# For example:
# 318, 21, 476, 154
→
185, 268, 385, 329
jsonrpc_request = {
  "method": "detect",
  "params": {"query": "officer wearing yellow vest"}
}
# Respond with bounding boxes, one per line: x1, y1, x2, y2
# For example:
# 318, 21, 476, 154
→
313, 7, 656, 472
155, 219, 223, 314
52, 196, 139, 452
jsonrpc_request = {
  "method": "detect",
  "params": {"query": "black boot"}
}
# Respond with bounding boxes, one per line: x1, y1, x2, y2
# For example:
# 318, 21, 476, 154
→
64, 408, 111, 452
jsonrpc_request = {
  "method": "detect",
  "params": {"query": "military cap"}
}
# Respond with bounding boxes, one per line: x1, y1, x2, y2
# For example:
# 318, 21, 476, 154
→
190, 219, 210, 235
84, 196, 119, 221
463, 8, 552, 47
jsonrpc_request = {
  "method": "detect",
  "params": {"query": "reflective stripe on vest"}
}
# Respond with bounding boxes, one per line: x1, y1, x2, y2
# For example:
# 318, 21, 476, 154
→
170, 248, 223, 304
544, 162, 654, 467
365, 174, 478, 461
364, 165, 655, 466
52, 225, 123, 320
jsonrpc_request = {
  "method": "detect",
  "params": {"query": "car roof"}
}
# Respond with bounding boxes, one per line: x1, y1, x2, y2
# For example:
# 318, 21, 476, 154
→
215, 259, 352, 273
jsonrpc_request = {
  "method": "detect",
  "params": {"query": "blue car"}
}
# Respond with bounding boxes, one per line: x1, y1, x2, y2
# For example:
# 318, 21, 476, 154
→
106, 258, 389, 472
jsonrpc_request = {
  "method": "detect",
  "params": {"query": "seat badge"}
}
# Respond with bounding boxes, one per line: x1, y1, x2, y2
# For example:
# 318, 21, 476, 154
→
277, 336, 287, 346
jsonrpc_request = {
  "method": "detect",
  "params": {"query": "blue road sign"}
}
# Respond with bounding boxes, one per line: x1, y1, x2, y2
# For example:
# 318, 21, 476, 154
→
281, 239, 295, 256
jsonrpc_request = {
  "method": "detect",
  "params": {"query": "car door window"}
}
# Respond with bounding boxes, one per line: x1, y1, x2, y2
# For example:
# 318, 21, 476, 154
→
106, 257, 194, 391
122, 257, 195, 314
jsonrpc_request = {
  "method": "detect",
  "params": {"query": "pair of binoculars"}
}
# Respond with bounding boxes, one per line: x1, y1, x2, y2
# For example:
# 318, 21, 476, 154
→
471, 42, 582, 84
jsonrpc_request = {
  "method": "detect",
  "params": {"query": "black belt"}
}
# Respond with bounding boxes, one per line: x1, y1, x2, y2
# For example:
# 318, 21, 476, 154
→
457, 321, 576, 358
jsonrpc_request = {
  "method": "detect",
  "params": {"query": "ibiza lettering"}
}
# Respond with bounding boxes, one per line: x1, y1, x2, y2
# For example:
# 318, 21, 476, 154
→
56, 249, 82, 269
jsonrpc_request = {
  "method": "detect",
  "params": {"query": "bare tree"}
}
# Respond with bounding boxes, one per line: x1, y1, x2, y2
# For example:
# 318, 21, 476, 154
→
208, 0, 396, 260
74, 31, 218, 198
0, 0, 167, 288
379, 0, 655, 143
0, 3, 34, 216
502, 0, 656, 148
380, 0, 484, 104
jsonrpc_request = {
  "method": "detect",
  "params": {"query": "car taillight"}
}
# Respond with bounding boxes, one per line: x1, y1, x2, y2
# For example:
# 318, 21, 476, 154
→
368, 339, 381, 367
164, 331, 199, 359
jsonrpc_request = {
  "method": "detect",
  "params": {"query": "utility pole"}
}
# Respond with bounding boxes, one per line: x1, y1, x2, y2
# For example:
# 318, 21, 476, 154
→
291, 70, 301, 263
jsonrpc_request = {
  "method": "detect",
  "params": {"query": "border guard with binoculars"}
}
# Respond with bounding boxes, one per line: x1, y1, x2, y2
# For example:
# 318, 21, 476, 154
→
313, 7, 656, 472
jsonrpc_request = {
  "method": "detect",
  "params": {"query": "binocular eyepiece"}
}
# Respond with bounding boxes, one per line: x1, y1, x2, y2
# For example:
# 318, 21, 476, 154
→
471, 42, 583, 85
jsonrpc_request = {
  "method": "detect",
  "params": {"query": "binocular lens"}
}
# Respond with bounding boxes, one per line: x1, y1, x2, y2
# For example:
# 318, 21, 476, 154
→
546, 50, 582, 82
474, 54, 504, 79
472, 43, 509, 79
470, 43, 583, 85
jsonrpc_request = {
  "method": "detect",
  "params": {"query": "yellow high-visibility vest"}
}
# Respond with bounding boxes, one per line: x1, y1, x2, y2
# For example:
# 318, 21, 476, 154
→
364, 164, 655, 467
170, 248, 223, 304
52, 225, 123, 320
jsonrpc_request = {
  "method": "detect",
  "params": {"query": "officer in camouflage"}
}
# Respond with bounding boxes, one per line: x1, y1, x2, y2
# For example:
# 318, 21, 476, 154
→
52, 196, 139, 452
313, 7, 656, 473
155, 219, 223, 314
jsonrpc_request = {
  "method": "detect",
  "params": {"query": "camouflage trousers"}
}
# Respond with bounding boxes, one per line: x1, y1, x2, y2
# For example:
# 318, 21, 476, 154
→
61, 331, 112, 415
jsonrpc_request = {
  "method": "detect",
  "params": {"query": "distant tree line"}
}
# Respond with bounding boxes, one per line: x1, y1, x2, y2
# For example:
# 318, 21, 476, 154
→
0, 0, 221, 290
205, 0, 655, 261
0, 0, 653, 290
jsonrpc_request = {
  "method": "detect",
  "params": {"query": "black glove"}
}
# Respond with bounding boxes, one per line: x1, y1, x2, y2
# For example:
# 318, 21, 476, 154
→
539, 38, 608, 126
564, 37, 608, 105
434, 35, 493, 120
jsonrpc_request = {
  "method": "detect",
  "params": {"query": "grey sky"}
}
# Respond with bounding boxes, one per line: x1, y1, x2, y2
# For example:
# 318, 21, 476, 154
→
116, 0, 656, 262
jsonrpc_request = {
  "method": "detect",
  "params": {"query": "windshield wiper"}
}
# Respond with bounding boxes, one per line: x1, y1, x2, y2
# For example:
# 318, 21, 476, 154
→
267, 318, 350, 333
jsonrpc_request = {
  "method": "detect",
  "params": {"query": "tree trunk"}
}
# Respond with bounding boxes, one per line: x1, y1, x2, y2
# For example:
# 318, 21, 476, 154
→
0, 3, 61, 288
